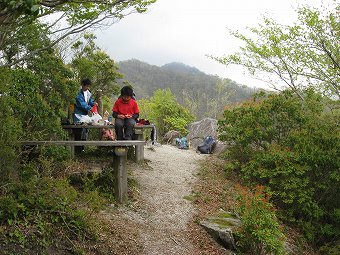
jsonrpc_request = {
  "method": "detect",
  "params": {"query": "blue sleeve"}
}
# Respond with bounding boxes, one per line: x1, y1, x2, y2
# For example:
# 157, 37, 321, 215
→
88, 97, 95, 107
75, 94, 91, 111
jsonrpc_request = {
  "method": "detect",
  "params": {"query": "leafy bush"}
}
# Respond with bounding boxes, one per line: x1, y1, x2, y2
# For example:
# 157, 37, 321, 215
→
0, 176, 104, 252
138, 89, 195, 136
235, 185, 285, 255
218, 89, 340, 246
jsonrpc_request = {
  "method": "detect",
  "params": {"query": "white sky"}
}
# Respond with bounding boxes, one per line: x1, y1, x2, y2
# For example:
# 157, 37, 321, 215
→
95, 0, 335, 89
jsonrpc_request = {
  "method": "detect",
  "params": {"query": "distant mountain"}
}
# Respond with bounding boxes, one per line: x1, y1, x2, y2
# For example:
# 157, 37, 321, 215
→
117, 59, 257, 119
161, 62, 202, 75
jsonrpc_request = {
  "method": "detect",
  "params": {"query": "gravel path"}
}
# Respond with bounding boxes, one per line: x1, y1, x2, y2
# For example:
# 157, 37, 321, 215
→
123, 144, 206, 255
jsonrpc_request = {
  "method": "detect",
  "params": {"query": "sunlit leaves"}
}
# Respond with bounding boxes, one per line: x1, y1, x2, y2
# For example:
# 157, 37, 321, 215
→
138, 89, 194, 136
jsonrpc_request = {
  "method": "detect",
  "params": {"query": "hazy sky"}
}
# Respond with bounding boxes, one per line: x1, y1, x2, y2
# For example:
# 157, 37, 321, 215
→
95, 0, 334, 89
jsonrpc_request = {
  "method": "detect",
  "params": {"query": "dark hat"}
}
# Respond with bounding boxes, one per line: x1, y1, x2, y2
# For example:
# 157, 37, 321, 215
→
120, 86, 134, 97
81, 78, 91, 86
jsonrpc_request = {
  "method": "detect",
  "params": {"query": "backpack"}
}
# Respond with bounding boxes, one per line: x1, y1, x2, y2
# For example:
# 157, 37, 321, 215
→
176, 137, 189, 149
197, 136, 216, 154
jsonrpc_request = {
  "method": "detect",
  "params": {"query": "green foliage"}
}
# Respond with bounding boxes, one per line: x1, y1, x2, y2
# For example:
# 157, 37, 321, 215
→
235, 185, 286, 255
215, 3, 339, 251
70, 33, 122, 95
0, 21, 111, 253
1, 0, 157, 65
69, 167, 116, 202
0, 0, 40, 17
138, 89, 195, 136
0, 176, 101, 251
0, 69, 23, 184
0, 21, 76, 184
214, 5, 340, 98
218, 89, 340, 246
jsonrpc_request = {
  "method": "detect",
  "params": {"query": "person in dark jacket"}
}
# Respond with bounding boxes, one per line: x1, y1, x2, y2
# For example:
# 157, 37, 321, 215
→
73, 78, 97, 123
112, 86, 139, 140
73, 78, 98, 153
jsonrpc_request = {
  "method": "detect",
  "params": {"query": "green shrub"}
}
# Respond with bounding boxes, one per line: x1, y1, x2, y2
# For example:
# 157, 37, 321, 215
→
0, 174, 103, 252
218, 89, 340, 246
235, 185, 286, 255
138, 89, 195, 136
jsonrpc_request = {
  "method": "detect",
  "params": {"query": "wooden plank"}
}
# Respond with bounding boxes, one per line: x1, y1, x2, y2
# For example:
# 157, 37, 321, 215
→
21, 140, 145, 146
62, 124, 115, 129
62, 124, 154, 129
134, 124, 155, 129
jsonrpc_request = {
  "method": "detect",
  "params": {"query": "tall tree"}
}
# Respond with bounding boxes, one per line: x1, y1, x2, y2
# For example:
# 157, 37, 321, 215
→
213, 4, 340, 99
70, 33, 122, 95
0, 0, 157, 66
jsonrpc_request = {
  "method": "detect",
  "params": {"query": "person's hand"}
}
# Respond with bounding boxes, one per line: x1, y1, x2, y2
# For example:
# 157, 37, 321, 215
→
94, 102, 98, 106
118, 114, 125, 119
125, 114, 132, 118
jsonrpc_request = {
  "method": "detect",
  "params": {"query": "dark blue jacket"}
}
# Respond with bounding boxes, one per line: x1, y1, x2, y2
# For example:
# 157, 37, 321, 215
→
73, 90, 95, 121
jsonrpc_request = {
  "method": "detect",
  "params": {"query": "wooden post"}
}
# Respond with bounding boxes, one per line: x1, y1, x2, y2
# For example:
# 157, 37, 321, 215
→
67, 129, 75, 158
113, 147, 128, 203
134, 127, 144, 162
69, 130, 74, 158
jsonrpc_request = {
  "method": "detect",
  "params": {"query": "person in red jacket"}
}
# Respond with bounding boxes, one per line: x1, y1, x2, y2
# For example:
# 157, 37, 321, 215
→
112, 86, 139, 140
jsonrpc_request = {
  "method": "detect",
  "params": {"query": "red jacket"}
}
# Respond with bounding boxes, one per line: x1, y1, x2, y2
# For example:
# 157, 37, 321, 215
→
112, 97, 139, 117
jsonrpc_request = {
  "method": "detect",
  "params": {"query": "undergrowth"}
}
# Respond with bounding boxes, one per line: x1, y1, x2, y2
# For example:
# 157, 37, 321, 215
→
195, 155, 318, 255
0, 146, 120, 254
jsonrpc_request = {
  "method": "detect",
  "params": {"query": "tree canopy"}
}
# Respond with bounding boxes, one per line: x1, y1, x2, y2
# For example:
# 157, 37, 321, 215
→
0, 0, 157, 66
213, 5, 340, 99
70, 33, 122, 95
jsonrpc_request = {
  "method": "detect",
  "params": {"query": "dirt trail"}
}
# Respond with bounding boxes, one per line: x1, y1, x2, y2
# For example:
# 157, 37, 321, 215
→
121, 144, 206, 254
100, 144, 229, 255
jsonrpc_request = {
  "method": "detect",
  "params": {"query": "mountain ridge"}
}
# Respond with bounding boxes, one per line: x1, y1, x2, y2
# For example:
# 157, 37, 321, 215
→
117, 59, 257, 119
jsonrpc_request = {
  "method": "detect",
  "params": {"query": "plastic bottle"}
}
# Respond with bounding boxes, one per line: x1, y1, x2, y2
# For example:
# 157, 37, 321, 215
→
103, 110, 109, 121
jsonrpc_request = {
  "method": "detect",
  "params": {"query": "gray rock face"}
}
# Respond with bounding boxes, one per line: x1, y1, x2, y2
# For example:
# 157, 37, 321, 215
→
187, 118, 218, 149
187, 118, 226, 154
200, 211, 241, 252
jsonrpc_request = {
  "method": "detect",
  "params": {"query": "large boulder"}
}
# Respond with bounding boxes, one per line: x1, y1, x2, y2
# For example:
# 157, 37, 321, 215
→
200, 210, 241, 251
187, 118, 226, 153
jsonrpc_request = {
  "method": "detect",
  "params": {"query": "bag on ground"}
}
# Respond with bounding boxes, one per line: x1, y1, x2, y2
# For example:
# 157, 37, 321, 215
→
197, 136, 216, 154
176, 137, 189, 149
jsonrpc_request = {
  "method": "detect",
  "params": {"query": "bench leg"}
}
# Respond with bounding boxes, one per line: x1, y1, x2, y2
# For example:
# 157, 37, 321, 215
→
113, 147, 128, 203
134, 133, 144, 163
68, 131, 75, 158
135, 144, 144, 163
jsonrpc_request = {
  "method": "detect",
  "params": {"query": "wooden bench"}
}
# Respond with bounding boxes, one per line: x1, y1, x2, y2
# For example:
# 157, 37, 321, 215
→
62, 124, 156, 163
21, 140, 146, 203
